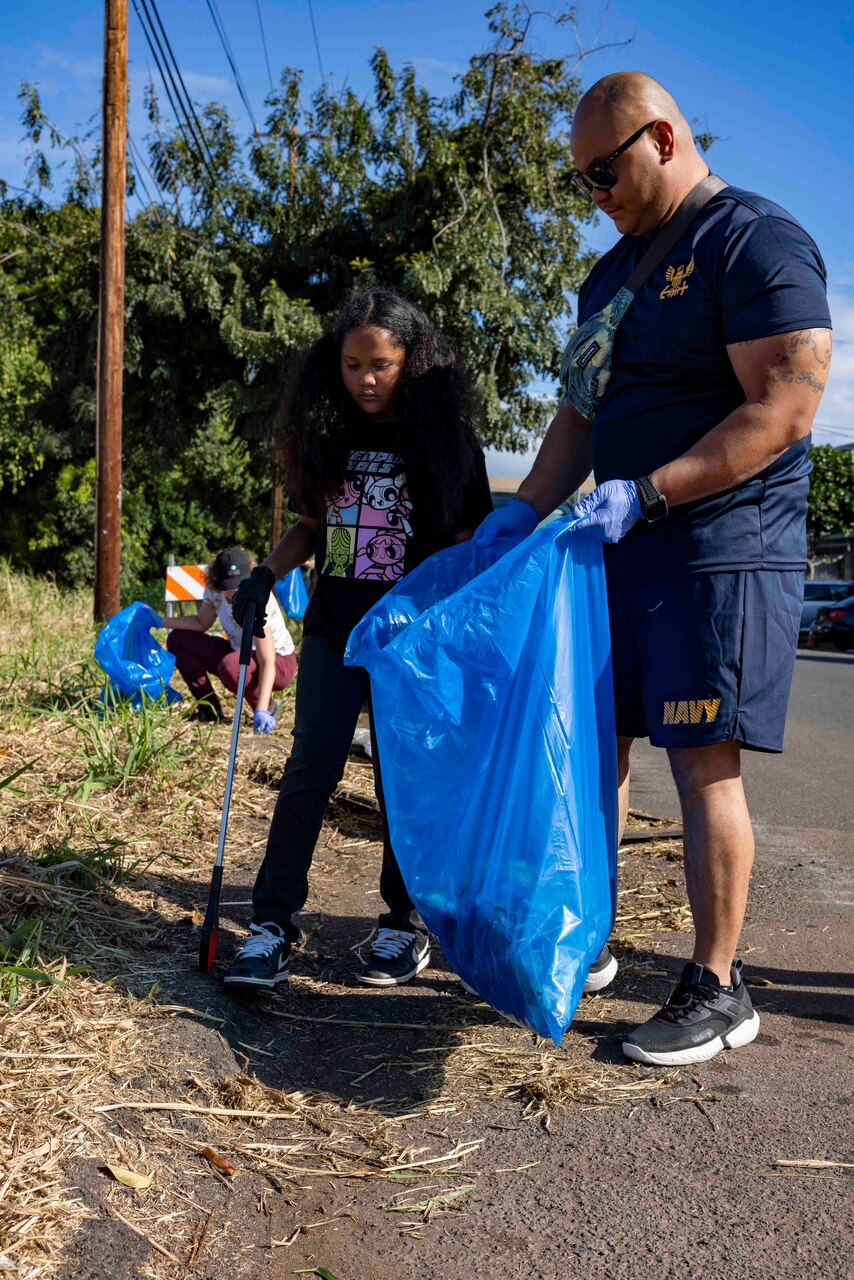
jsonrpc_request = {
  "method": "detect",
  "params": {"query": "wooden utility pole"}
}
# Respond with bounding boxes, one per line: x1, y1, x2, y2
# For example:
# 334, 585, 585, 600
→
94, 0, 128, 621
270, 431, 287, 547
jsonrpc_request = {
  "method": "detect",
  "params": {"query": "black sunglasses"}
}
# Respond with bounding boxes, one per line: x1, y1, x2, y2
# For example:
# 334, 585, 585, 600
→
571, 121, 657, 193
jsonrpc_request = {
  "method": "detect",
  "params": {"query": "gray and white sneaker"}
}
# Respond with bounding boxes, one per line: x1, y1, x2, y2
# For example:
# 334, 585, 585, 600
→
583, 944, 618, 994
623, 959, 760, 1066
224, 922, 290, 988
357, 928, 430, 986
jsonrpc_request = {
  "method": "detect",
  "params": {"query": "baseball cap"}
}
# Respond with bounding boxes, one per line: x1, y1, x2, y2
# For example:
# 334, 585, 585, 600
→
210, 546, 252, 590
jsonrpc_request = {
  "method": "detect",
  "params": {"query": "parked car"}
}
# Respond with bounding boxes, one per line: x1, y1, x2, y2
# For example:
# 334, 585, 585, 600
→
799, 579, 853, 643
489, 475, 587, 528
808, 594, 854, 651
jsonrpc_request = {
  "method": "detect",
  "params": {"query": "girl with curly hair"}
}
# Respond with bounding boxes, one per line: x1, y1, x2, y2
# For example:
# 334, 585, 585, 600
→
225, 288, 492, 991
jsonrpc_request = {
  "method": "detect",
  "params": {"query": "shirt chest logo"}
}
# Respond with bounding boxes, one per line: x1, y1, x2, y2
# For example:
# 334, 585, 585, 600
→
660, 255, 694, 300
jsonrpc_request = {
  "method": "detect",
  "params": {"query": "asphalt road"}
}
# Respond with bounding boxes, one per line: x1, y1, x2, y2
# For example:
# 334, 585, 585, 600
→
627, 648, 854, 834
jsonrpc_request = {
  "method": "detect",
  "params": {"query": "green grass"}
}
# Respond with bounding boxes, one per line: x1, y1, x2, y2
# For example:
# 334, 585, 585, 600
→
32, 834, 139, 889
0, 916, 63, 1009
0, 559, 99, 713
58, 692, 214, 796
0, 565, 222, 1004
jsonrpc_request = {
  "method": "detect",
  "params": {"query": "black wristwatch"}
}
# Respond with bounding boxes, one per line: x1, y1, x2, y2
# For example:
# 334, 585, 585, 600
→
634, 475, 668, 523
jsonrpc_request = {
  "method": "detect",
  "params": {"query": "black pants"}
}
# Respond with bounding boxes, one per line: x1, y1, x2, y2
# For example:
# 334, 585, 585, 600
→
252, 635, 425, 942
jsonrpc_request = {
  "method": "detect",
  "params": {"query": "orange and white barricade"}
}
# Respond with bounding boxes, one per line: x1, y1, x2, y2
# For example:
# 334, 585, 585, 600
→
164, 562, 206, 617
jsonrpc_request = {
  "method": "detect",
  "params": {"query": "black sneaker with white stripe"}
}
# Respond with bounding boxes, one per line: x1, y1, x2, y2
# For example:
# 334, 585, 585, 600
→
357, 928, 430, 987
622, 959, 760, 1066
583, 944, 618, 994
224, 922, 290, 989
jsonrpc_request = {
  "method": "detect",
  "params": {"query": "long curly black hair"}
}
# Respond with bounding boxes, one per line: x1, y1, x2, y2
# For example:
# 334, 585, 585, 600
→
282, 288, 483, 534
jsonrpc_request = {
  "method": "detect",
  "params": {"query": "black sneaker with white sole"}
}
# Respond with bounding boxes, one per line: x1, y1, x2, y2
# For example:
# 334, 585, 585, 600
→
622, 958, 760, 1066
223, 922, 290, 989
357, 928, 430, 987
583, 944, 618, 994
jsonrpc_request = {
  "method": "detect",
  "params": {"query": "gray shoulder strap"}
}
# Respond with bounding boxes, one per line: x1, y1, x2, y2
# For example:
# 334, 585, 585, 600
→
625, 174, 728, 294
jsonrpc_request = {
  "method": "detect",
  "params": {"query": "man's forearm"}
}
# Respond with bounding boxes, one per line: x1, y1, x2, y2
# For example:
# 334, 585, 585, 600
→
650, 402, 810, 508
516, 401, 594, 519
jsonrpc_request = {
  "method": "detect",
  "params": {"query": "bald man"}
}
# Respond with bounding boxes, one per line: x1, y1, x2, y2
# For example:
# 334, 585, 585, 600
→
475, 73, 832, 1066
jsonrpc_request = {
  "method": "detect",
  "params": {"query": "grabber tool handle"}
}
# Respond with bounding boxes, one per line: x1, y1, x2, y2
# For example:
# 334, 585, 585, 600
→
199, 599, 257, 973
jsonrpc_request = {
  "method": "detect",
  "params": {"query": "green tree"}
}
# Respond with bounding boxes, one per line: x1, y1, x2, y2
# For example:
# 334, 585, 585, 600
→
808, 444, 854, 540
1, 3, 627, 590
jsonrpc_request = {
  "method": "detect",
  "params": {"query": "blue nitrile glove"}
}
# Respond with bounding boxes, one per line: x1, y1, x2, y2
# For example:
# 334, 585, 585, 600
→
568, 480, 642, 543
137, 603, 164, 629
253, 706, 277, 735
232, 565, 274, 638
472, 498, 539, 552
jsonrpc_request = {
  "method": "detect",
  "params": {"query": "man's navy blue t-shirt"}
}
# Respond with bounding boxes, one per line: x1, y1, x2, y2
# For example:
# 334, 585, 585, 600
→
576, 185, 831, 585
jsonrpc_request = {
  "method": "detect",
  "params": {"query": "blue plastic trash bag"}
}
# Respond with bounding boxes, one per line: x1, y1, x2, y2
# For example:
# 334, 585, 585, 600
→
94, 601, 183, 708
345, 523, 617, 1043
275, 568, 309, 620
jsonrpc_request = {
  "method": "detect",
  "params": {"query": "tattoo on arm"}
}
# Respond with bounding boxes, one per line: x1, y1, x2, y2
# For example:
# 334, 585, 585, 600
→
768, 367, 825, 393
766, 328, 831, 394
785, 329, 831, 369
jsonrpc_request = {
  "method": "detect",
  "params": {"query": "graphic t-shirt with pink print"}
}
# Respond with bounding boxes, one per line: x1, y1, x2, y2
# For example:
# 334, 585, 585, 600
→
299, 419, 492, 651
324, 448, 413, 583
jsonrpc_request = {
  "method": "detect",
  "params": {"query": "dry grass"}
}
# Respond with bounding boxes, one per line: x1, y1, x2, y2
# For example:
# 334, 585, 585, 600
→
0, 566, 692, 1276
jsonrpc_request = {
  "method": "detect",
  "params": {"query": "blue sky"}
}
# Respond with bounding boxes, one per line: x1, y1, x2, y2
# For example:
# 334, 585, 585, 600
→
2, 0, 853, 465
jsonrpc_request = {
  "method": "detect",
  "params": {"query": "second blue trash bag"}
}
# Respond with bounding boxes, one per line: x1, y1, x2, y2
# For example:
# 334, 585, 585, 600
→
345, 522, 617, 1044
275, 568, 309, 619
95, 601, 183, 708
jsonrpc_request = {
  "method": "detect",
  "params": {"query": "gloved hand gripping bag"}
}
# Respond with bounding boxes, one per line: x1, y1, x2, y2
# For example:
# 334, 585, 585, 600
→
94, 601, 183, 708
346, 523, 617, 1043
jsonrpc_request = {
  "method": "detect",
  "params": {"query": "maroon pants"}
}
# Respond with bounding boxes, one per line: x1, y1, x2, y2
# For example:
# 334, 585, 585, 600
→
166, 630, 297, 710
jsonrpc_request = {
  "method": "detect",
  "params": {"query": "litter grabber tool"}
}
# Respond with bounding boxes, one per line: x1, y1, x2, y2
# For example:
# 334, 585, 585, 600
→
199, 599, 256, 974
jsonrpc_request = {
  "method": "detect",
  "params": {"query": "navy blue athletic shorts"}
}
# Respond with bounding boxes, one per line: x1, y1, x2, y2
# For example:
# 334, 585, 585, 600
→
606, 569, 802, 752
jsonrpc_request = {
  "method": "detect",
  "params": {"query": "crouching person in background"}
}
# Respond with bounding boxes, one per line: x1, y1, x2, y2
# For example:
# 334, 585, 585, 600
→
160, 546, 296, 732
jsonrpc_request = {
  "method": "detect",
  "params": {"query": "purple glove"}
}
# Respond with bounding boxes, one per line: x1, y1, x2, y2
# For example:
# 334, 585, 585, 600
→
569, 480, 642, 543
137, 603, 163, 629
472, 498, 539, 551
253, 706, 277, 735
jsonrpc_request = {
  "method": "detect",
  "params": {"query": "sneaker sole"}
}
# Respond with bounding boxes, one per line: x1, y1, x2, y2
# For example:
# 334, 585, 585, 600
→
356, 950, 430, 987
622, 1009, 760, 1066
223, 971, 290, 989
583, 951, 619, 994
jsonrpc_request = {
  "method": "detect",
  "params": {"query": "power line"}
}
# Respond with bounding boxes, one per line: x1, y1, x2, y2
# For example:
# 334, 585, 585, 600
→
255, 0, 275, 96
203, 0, 258, 131
146, 0, 221, 175
814, 423, 854, 437
127, 132, 160, 212
131, 0, 218, 188
136, 0, 220, 185
306, 0, 325, 81
132, 1, 189, 145
128, 129, 171, 215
